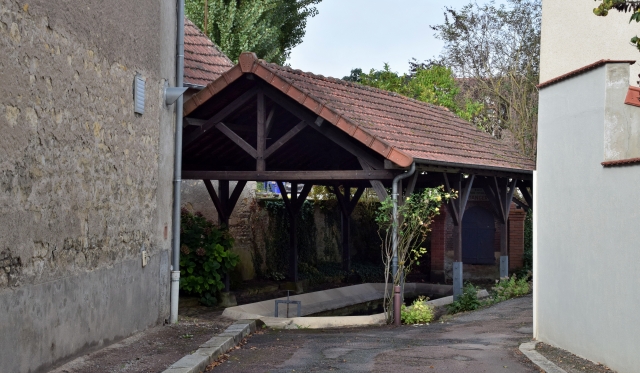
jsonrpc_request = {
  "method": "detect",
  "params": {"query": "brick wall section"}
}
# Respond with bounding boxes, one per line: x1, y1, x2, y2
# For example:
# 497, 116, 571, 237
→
508, 205, 527, 270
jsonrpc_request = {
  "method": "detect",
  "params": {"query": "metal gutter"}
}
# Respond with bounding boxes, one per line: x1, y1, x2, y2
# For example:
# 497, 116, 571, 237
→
414, 158, 534, 176
391, 162, 416, 325
170, 0, 185, 324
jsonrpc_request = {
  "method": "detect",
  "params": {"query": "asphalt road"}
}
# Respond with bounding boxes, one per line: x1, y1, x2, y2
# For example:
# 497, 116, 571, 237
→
213, 295, 539, 373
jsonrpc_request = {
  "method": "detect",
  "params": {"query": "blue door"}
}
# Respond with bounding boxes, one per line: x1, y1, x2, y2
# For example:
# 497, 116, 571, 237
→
462, 206, 495, 264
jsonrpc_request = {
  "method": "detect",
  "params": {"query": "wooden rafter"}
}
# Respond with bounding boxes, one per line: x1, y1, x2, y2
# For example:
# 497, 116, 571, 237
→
183, 87, 258, 148
264, 121, 306, 159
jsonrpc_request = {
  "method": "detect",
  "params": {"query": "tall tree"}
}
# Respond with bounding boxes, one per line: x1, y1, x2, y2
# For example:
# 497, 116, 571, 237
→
431, 0, 541, 157
185, 0, 321, 64
594, 0, 640, 51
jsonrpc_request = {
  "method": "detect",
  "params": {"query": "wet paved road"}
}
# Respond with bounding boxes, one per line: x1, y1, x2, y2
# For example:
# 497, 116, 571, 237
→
213, 295, 538, 373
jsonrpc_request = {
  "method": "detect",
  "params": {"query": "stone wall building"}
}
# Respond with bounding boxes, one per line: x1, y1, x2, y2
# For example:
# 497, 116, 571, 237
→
0, 1, 177, 372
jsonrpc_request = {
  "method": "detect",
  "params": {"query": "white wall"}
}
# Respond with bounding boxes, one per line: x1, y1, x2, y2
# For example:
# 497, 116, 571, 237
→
535, 62, 640, 373
541, 0, 640, 83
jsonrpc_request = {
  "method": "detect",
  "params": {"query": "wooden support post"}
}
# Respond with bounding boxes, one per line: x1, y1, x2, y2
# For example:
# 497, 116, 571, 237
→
333, 185, 365, 272
290, 189, 298, 283
276, 181, 313, 284
218, 180, 230, 227
256, 91, 266, 171
483, 177, 517, 278
443, 173, 475, 299
341, 211, 350, 271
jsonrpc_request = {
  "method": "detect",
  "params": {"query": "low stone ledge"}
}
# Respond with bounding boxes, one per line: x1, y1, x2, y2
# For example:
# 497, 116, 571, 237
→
162, 319, 258, 373
519, 341, 568, 373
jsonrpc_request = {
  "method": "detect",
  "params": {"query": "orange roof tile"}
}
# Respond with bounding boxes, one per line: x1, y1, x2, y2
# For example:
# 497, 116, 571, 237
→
184, 18, 234, 86
184, 53, 535, 172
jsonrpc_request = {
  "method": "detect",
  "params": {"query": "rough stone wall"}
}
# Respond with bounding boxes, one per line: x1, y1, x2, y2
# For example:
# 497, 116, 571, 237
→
0, 1, 176, 371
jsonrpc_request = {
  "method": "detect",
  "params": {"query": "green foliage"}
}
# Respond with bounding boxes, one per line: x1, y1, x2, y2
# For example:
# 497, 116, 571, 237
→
447, 283, 481, 314
179, 210, 239, 304
401, 296, 435, 324
353, 64, 483, 122
594, 1, 640, 51
262, 200, 316, 279
377, 187, 456, 323
491, 273, 531, 302
185, 0, 321, 64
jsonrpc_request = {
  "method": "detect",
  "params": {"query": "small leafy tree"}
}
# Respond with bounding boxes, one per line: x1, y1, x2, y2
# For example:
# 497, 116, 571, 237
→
376, 187, 456, 323
594, 1, 640, 51
179, 209, 239, 305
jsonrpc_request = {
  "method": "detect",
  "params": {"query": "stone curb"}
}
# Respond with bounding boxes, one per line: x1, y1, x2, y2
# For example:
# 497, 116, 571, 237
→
162, 319, 261, 373
519, 341, 568, 373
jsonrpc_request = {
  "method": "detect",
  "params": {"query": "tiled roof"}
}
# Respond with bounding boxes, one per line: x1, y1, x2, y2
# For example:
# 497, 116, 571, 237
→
184, 18, 233, 86
185, 53, 535, 172
537, 59, 635, 89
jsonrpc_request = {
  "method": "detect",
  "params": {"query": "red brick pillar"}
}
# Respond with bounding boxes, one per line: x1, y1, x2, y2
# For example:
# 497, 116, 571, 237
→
430, 204, 447, 282
508, 204, 527, 271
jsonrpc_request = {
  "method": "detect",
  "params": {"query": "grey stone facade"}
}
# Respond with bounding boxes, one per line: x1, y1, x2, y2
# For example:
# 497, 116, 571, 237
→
0, 1, 176, 371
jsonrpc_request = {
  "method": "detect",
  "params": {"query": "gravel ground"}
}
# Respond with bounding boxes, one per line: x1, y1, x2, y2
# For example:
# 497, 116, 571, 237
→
535, 343, 616, 373
49, 299, 234, 373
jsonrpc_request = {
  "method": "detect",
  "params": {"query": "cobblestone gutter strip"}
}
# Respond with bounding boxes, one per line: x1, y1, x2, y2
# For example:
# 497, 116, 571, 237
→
520, 341, 568, 373
162, 319, 260, 373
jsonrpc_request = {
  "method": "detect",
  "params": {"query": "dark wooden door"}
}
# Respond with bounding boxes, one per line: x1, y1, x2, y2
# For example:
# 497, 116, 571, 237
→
462, 206, 495, 264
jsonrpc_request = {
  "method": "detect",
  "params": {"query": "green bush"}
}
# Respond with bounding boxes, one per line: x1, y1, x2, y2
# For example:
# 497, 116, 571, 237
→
492, 273, 531, 302
179, 210, 239, 305
447, 283, 481, 314
401, 296, 435, 324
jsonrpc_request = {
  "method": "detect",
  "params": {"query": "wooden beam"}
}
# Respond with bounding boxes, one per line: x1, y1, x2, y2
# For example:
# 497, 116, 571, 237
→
512, 197, 530, 211
182, 170, 397, 181
504, 179, 517, 218
219, 180, 230, 226
458, 175, 475, 216
276, 181, 293, 215
256, 92, 266, 171
348, 186, 366, 215
482, 184, 505, 223
265, 107, 276, 137
359, 158, 389, 201
203, 180, 226, 221
264, 121, 306, 159
183, 87, 258, 147
260, 84, 385, 170
490, 177, 507, 223
227, 181, 248, 216
217, 122, 258, 159
519, 184, 533, 209
442, 173, 460, 225
332, 185, 350, 217
404, 171, 419, 197
295, 183, 313, 211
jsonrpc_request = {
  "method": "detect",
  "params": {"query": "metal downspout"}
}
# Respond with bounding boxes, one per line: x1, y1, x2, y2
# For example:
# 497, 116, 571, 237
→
391, 162, 415, 324
170, 0, 185, 324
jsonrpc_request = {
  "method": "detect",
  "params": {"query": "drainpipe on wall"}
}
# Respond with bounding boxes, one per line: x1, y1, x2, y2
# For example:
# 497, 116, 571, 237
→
391, 162, 416, 324
170, 0, 185, 325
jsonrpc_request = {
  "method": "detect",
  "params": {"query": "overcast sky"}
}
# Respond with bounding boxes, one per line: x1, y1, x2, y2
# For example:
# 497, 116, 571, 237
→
288, 0, 507, 79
